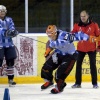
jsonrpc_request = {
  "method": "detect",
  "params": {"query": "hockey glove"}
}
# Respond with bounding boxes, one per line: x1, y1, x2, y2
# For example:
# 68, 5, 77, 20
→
4, 30, 19, 37
68, 34, 75, 42
64, 33, 75, 43
44, 47, 52, 58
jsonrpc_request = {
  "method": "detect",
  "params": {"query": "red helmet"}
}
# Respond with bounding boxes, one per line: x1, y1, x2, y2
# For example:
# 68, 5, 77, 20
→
46, 25, 57, 40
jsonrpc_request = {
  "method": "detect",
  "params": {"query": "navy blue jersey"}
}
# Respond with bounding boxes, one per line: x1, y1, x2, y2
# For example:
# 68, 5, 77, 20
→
49, 30, 89, 55
0, 17, 15, 47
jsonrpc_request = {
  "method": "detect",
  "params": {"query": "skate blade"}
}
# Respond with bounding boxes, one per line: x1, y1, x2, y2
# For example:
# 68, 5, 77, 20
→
41, 84, 54, 91
9, 84, 16, 87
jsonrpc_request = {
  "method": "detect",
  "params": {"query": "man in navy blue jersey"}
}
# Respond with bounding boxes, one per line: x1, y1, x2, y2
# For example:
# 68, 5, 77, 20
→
41, 25, 95, 94
0, 5, 18, 87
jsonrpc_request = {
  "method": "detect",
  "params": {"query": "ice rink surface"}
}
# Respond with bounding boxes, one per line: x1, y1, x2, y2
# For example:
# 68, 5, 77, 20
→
0, 82, 100, 100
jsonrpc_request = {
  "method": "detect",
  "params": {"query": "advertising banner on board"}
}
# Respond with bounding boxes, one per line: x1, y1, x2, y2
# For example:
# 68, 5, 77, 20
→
1, 34, 100, 80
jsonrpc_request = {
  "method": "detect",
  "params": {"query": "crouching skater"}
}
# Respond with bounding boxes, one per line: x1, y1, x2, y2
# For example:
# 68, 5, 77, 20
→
41, 25, 93, 94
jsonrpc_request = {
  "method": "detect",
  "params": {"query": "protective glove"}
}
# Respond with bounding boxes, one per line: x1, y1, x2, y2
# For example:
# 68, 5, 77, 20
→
44, 47, 52, 58
64, 33, 75, 43
89, 36, 97, 42
4, 30, 19, 37
68, 34, 75, 42
89, 35, 100, 42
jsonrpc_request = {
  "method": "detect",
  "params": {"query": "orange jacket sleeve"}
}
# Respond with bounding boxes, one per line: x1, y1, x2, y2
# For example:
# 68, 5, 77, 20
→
71, 23, 78, 33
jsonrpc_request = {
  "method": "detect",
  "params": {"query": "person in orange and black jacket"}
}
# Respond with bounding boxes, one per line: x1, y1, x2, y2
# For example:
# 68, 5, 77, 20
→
71, 10, 100, 89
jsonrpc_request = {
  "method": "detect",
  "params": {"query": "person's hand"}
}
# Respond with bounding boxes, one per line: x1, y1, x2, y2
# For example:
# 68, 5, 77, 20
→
44, 52, 49, 58
89, 36, 97, 42
89, 35, 100, 42
64, 33, 75, 43
96, 35, 100, 41
44, 47, 52, 58
4, 30, 19, 37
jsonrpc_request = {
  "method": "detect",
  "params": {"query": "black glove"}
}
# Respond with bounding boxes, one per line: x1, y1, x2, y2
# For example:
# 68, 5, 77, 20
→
68, 34, 75, 43
64, 33, 75, 43
4, 30, 19, 37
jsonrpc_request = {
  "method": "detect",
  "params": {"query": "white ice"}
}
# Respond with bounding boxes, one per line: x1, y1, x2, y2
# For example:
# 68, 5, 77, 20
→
0, 82, 100, 100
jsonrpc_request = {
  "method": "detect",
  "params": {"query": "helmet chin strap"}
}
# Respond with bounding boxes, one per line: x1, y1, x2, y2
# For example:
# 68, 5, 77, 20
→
48, 32, 57, 40
55, 32, 57, 36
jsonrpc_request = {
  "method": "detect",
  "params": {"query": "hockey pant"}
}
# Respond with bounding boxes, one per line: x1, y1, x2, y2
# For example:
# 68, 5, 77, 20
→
0, 58, 15, 80
41, 52, 78, 90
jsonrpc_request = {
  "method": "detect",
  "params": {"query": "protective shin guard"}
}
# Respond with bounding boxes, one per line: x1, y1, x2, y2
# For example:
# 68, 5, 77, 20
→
7, 66, 14, 77
7, 66, 16, 86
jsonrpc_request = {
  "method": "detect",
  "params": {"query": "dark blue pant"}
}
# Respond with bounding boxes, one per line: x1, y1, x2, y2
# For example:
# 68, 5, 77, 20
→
0, 46, 17, 60
0, 46, 17, 67
75, 50, 97, 85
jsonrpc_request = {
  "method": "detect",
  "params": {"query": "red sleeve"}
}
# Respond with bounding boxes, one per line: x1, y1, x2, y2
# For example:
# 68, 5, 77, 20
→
94, 23, 100, 36
71, 23, 78, 33
94, 23, 100, 46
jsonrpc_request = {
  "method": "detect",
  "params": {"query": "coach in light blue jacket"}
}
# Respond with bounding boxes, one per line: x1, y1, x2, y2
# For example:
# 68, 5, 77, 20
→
0, 5, 18, 87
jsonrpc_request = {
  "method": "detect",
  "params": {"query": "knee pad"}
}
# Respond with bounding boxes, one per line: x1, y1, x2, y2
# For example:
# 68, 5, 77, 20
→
41, 63, 53, 81
55, 62, 68, 81
0, 59, 3, 67
55, 60, 75, 81
41, 64, 50, 77
41, 63, 53, 72
6, 59, 14, 66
